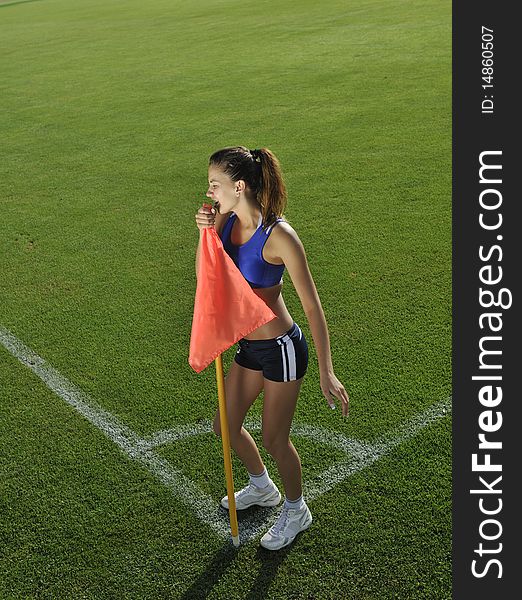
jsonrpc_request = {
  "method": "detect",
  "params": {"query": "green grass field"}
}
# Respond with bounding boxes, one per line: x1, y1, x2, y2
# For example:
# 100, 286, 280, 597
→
0, 0, 451, 597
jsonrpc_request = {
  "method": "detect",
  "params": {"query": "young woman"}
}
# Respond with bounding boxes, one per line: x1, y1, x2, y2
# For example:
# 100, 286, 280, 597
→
195, 146, 349, 551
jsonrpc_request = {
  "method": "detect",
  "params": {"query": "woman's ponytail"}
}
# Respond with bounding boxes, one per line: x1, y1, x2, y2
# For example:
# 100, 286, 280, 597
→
255, 147, 288, 229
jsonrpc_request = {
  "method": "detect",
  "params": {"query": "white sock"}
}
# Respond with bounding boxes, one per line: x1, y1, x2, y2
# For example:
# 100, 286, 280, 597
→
284, 494, 304, 510
248, 467, 271, 489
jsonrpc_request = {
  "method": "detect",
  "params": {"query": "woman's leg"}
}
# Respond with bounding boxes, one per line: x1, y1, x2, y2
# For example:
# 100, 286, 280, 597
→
261, 376, 305, 500
213, 360, 265, 475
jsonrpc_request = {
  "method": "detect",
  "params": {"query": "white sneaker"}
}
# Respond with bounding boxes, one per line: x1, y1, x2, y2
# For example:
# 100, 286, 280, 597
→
260, 502, 313, 550
220, 480, 281, 510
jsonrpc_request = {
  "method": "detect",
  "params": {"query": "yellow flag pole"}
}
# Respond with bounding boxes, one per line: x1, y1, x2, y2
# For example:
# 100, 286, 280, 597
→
215, 353, 240, 547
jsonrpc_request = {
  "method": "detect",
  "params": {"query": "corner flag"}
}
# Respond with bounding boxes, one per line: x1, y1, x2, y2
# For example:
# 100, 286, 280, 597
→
188, 203, 277, 546
189, 206, 277, 372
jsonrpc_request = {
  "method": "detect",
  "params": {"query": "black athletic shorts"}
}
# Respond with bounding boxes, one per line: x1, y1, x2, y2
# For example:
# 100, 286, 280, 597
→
234, 322, 309, 382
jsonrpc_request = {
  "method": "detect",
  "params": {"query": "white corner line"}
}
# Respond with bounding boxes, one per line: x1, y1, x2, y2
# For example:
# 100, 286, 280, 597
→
0, 326, 230, 539
1, 325, 452, 544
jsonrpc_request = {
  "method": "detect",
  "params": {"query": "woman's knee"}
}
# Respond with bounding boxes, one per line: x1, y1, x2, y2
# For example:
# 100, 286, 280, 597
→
262, 435, 290, 457
213, 412, 242, 440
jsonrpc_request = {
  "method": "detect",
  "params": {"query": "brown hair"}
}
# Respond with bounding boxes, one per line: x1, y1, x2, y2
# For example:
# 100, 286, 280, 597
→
208, 145, 288, 229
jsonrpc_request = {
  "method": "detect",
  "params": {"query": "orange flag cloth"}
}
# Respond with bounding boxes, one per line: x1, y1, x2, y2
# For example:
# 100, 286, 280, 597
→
189, 209, 277, 373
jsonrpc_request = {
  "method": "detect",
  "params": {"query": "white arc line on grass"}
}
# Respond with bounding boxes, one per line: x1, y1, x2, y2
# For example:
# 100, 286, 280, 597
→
142, 399, 451, 541
1, 325, 451, 545
299, 397, 451, 501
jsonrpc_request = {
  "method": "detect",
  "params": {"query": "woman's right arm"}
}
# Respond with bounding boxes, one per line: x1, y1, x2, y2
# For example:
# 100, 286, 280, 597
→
195, 205, 215, 275
195, 205, 232, 275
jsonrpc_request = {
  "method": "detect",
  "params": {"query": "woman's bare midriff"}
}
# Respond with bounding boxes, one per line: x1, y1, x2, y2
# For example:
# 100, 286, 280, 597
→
244, 281, 294, 340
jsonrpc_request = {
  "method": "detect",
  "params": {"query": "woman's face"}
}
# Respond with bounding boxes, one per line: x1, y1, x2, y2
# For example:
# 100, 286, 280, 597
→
206, 167, 242, 213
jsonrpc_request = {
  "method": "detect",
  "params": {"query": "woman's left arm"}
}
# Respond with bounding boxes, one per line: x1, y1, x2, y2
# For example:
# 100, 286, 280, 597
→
276, 226, 350, 418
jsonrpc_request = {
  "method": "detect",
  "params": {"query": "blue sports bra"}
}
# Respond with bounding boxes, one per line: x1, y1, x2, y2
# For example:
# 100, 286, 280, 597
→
220, 212, 285, 288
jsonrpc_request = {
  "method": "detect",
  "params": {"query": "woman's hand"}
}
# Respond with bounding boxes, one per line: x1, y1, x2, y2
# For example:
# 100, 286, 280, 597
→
195, 203, 216, 232
320, 371, 350, 418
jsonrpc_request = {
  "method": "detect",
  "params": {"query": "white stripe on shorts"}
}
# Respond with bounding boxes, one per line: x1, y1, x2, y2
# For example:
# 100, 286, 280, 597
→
277, 334, 297, 381
279, 342, 287, 381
